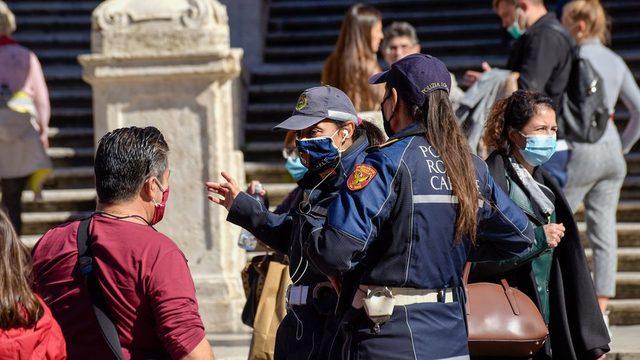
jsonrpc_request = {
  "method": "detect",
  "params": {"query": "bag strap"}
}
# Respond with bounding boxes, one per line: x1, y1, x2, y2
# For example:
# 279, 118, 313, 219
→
463, 262, 521, 316
77, 218, 125, 360
463, 262, 471, 315
545, 22, 579, 58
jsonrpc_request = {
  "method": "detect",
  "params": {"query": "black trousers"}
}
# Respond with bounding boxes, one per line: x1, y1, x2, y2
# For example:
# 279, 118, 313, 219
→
1, 176, 28, 235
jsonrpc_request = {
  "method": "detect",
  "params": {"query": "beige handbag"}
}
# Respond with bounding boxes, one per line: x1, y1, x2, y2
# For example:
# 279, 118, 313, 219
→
463, 262, 549, 357
248, 259, 290, 360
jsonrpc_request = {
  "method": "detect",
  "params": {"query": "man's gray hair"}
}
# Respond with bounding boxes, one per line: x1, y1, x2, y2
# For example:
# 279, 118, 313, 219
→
382, 21, 420, 50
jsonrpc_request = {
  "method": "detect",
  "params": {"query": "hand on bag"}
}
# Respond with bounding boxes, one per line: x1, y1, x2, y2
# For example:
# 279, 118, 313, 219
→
543, 223, 565, 248
463, 62, 492, 87
595, 355, 606, 360
247, 180, 267, 197
206, 171, 240, 210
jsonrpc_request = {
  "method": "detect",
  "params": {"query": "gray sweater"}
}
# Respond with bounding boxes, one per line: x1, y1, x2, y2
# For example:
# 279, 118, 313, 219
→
580, 38, 640, 153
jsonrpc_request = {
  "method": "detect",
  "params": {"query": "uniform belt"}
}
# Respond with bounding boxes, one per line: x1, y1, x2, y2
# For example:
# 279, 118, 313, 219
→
352, 285, 455, 309
286, 282, 333, 306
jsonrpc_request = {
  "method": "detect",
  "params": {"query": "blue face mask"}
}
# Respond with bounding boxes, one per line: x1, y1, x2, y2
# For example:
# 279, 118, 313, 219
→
295, 129, 342, 173
285, 156, 308, 181
519, 133, 557, 166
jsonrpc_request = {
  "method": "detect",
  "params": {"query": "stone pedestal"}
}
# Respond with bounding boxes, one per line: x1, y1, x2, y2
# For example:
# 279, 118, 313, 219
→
79, 0, 247, 333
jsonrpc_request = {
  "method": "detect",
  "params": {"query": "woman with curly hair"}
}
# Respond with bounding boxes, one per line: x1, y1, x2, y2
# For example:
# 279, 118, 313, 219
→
477, 89, 610, 359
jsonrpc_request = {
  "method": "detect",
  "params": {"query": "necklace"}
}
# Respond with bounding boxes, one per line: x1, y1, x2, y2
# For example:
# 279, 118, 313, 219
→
94, 211, 150, 226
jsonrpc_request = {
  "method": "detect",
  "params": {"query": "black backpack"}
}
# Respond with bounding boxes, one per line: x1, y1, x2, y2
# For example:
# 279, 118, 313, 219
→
550, 23, 610, 143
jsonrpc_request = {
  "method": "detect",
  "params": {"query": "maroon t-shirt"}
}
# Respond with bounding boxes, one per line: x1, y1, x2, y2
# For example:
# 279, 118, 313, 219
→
32, 215, 205, 359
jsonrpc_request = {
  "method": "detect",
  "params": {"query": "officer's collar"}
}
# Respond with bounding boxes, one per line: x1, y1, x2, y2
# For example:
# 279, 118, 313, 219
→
341, 134, 368, 162
390, 122, 425, 140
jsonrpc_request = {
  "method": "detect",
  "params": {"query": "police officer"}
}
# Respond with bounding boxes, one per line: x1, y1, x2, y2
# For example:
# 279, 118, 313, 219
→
207, 86, 383, 359
303, 54, 535, 359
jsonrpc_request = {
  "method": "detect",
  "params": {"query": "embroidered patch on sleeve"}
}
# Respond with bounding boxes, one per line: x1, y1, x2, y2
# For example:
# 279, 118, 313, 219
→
347, 164, 378, 191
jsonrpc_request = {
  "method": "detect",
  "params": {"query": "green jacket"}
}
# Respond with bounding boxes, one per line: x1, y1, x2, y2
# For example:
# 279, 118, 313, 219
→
473, 174, 554, 323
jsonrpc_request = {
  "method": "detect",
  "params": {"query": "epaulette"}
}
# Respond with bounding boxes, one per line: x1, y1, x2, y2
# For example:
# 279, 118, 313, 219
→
365, 138, 401, 153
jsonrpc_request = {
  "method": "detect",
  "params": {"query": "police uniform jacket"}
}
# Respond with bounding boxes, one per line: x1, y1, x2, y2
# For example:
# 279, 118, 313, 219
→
300, 123, 537, 360
227, 134, 370, 286
304, 123, 535, 287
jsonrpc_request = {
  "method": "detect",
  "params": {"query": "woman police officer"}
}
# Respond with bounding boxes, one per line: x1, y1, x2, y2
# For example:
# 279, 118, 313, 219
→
302, 54, 536, 359
207, 85, 384, 359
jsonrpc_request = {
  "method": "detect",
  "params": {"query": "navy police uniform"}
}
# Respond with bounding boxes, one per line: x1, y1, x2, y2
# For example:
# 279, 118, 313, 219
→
227, 86, 370, 359
228, 135, 369, 359
303, 55, 535, 360
305, 124, 535, 360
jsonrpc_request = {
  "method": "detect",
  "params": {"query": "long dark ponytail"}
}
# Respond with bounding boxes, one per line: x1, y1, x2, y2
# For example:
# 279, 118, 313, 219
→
413, 90, 479, 243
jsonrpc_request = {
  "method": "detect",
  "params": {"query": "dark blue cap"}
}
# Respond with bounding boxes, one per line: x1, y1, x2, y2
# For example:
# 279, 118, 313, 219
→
274, 86, 359, 131
369, 53, 451, 106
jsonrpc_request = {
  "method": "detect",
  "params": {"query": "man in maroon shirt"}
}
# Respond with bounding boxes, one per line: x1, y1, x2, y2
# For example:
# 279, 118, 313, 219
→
32, 127, 213, 359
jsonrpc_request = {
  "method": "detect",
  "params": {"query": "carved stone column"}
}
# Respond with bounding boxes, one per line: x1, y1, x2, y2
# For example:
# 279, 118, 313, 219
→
79, 0, 246, 333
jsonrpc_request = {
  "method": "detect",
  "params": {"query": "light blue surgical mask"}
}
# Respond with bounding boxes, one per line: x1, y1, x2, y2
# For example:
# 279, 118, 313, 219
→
519, 132, 557, 166
285, 156, 308, 181
507, 10, 526, 39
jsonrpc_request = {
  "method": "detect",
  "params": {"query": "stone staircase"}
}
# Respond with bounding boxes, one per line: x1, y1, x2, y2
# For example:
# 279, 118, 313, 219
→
5, 0, 640, 351
4, 0, 99, 244
244, 0, 640, 336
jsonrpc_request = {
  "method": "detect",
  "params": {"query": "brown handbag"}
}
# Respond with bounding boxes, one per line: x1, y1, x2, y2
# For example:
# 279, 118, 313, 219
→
463, 262, 549, 357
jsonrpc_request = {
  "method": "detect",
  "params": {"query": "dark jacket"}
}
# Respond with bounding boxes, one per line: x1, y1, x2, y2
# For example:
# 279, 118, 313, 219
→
302, 123, 535, 360
507, 13, 573, 112
227, 134, 371, 285
483, 151, 610, 360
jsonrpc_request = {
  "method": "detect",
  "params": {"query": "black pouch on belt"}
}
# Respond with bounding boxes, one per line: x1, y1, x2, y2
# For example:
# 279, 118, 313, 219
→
312, 282, 338, 316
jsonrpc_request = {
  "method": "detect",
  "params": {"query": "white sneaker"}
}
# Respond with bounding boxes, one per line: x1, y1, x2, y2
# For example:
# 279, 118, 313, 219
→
603, 311, 613, 339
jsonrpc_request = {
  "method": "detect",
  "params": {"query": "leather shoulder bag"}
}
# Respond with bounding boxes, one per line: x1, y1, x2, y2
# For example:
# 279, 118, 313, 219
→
463, 262, 549, 357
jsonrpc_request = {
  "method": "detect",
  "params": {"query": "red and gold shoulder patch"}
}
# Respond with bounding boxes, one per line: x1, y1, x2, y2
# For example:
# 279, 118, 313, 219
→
347, 164, 377, 191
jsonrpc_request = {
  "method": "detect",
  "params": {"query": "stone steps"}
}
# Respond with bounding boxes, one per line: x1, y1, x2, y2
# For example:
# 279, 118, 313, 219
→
16, 15, 92, 29
266, 1, 638, 35
577, 201, 640, 223
21, 188, 96, 213
6, 1, 99, 15
586, 248, 640, 273
616, 273, 640, 299
264, 39, 508, 63
251, 0, 640, 166
48, 126, 94, 148
45, 166, 94, 189
13, 31, 91, 48
264, 34, 640, 63
22, 210, 92, 236
610, 299, 640, 326
1, 1, 97, 239
579, 222, 640, 248
266, 18, 639, 47
245, 162, 294, 183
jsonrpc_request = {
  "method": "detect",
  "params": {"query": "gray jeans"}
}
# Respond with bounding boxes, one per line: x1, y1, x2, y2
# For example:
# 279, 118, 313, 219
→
564, 122, 626, 297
